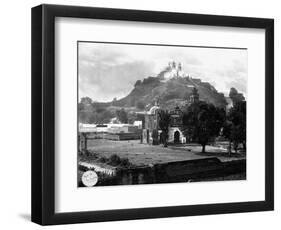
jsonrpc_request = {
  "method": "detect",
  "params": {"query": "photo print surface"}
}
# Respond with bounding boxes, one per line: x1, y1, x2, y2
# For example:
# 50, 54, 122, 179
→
78, 41, 247, 187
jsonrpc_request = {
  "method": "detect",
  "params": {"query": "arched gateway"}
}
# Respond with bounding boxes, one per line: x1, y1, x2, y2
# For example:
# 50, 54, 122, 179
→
174, 131, 180, 144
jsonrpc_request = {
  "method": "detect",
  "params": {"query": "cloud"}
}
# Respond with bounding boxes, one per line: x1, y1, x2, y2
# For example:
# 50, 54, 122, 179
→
78, 42, 247, 102
211, 58, 247, 96
79, 45, 155, 101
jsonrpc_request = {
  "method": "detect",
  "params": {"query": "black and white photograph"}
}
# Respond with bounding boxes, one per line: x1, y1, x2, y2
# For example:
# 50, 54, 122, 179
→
77, 41, 247, 187
29, 3, 274, 226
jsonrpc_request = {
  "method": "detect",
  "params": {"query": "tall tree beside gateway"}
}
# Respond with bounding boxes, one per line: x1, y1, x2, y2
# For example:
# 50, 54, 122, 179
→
158, 110, 171, 147
182, 101, 225, 153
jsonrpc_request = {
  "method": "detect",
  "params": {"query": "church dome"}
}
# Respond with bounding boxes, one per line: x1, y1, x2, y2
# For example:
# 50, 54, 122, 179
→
148, 105, 160, 115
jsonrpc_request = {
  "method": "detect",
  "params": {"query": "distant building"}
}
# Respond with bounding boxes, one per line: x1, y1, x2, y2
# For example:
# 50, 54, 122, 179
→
161, 61, 186, 81
79, 123, 141, 135
141, 101, 161, 144
78, 122, 141, 152
167, 106, 186, 144
133, 120, 143, 129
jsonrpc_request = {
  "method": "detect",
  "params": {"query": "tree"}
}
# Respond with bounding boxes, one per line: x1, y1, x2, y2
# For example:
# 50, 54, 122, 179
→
80, 96, 93, 105
223, 101, 246, 153
229, 87, 245, 105
112, 97, 117, 106
182, 101, 225, 153
127, 112, 138, 124
116, 108, 128, 124
78, 97, 95, 123
96, 109, 113, 124
158, 110, 171, 147
79, 97, 94, 112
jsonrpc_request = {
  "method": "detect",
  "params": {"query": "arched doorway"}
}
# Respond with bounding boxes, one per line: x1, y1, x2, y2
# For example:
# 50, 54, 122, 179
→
160, 132, 164, 144
174, 131, 180, 144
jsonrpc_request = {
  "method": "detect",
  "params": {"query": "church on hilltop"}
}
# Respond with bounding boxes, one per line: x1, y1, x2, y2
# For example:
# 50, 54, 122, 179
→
159, 61, 188, 82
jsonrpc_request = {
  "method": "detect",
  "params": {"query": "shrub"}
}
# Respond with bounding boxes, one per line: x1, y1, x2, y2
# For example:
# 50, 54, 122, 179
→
107, 154, 132, 167
98, 156, 107, 163
108, 154, 122, 166
119, 158, 131, 167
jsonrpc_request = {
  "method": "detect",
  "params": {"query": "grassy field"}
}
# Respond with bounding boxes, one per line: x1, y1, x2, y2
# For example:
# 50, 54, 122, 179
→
84, 139, 245, 166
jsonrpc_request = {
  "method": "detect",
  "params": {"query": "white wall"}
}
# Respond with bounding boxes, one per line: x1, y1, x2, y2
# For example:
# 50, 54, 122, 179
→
0, 0, 279, 229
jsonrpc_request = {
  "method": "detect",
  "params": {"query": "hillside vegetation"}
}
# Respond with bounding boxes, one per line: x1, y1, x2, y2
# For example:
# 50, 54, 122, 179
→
79, 72, 228, 124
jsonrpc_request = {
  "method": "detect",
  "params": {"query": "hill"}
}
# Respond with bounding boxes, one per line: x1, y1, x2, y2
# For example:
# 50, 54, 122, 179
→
114, 75, 226, 110
79, 62, 227, 124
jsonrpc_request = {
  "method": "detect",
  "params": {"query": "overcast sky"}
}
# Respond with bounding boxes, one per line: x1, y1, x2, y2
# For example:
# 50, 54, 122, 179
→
78, 42, 247, 102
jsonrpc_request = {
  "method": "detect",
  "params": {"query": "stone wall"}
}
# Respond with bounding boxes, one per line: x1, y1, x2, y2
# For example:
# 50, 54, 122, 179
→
78, 158, 246, 186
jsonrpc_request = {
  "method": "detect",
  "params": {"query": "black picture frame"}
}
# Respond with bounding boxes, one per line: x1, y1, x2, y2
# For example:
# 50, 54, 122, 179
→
31, 4, 274, 225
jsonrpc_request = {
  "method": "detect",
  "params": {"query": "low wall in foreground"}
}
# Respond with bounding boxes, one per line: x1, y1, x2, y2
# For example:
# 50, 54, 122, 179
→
78, 157, 246, 186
